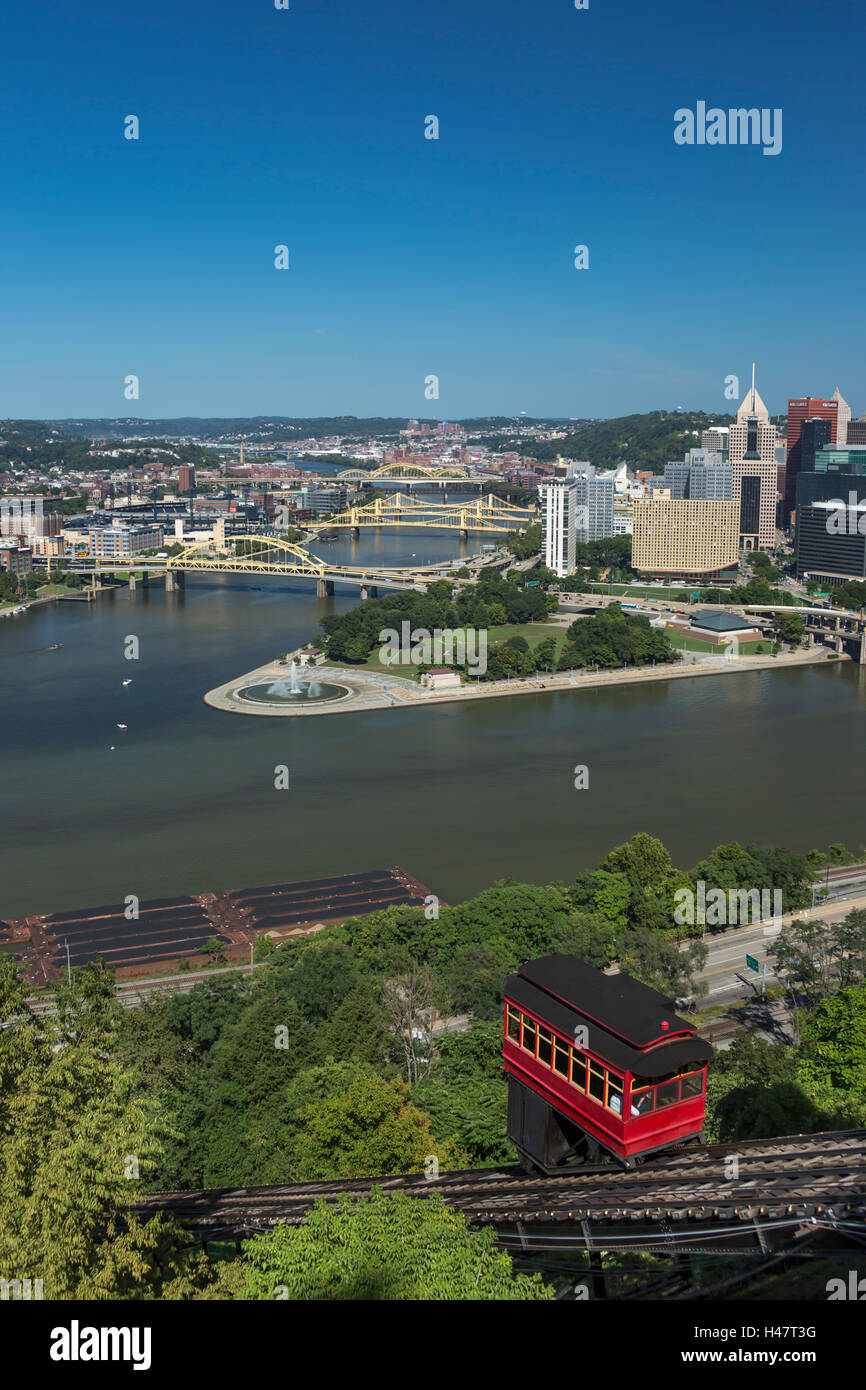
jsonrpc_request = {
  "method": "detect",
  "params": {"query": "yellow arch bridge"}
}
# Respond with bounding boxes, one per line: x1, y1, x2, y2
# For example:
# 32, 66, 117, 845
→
85, 536, 491, 597
320, 491, 535, 534
336, 461, 482, 484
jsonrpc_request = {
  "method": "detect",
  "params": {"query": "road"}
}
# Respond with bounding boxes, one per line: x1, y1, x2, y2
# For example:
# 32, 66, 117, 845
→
687, 888, 866, 1006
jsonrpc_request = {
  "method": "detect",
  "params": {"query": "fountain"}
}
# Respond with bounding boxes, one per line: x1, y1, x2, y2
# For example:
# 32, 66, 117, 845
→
237, 657, 350, 708
266, 659, 303, 698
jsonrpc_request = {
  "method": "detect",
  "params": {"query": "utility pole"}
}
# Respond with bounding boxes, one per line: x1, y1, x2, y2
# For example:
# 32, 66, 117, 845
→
64, 939, 71, 986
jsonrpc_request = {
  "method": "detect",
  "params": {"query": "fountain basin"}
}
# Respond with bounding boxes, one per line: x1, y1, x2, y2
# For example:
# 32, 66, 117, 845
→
237, 680, 350, 706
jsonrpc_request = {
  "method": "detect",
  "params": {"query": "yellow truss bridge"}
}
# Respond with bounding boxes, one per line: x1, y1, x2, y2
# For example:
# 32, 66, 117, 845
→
321, 492, 535, 534
336, 461, 476, 483
84, 533, 518, 595
160, 535, 455, 594
168, 536, 326, 578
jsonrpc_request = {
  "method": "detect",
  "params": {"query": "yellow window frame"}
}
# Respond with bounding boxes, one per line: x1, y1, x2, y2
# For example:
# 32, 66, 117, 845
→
552, 1038, 570, 1078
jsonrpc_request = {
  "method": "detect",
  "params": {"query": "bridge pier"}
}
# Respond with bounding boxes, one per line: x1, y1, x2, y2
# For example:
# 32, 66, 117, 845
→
165, 570, 175, 592
351, 526, 360, 538
317, 578, 335, 597
128, 572, 137, 592
860, 629, 866, 666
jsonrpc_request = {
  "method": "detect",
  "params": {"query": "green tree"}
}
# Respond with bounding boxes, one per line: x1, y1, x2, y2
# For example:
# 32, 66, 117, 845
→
314, 983, 390, 1066
274, 938, 363, 1024
619, 931, 708, 1003
706, 1035, 824, 1143
776, 613, 805, 645
292, 1071, 460, 1180
797, 986, 866, 1123
414, 1021, 511, 1166
234, 1189, 554, 1300
0, 959, 201, 1299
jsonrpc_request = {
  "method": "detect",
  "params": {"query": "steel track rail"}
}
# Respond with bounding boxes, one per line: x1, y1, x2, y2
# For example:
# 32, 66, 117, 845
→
138, 1131, 866, 1239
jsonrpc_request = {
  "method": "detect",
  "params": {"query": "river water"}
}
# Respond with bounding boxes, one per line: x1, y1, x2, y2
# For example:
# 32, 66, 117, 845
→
2, 526, 865, 918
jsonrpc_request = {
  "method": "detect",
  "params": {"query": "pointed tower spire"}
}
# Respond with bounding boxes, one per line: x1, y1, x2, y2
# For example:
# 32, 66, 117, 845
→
737, 365, 769, 423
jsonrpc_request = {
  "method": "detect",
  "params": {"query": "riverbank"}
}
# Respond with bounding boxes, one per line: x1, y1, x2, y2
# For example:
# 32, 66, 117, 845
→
204, 645, 836, 717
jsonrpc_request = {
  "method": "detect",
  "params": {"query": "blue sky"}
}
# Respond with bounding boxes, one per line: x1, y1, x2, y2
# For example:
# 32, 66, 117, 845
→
1, 0, 864, 421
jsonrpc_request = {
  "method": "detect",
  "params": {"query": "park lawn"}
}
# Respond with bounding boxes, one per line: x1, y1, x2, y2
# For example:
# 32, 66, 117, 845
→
336, 619, 567, 677
37, 582, 81, 596
489, 621, 565, 651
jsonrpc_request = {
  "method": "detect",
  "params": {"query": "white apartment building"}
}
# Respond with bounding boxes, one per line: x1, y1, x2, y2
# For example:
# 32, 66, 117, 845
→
538, 476, 577, 577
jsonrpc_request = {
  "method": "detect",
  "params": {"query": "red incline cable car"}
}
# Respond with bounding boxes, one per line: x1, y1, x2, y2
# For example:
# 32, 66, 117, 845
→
503, 956, 713, 1172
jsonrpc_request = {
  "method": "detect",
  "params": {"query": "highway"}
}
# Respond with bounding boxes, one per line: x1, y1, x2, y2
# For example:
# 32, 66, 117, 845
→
681, 888, 866, 1007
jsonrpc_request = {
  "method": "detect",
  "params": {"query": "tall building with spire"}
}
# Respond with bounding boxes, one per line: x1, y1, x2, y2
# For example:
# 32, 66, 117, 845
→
832, 386, 851, 446
729, 366, 778, 550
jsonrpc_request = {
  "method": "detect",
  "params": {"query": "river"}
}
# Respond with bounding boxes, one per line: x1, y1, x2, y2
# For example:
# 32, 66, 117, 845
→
2, 527, 865, 918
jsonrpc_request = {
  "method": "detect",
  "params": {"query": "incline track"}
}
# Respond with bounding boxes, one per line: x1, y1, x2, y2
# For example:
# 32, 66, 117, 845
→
140, 1130, 866, 1251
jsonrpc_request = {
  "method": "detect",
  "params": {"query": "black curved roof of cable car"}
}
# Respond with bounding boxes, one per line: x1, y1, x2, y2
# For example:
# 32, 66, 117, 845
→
505, 956, 713, 1077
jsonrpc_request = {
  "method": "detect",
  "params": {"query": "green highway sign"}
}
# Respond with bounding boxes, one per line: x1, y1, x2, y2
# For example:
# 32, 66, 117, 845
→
746, 954, 760, 973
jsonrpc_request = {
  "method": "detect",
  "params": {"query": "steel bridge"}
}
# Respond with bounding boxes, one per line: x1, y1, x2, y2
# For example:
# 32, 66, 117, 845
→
320, 491, 534, 534
336, 461, 487, 485
80, 536, 470, 596
139, 1129, 866, 1260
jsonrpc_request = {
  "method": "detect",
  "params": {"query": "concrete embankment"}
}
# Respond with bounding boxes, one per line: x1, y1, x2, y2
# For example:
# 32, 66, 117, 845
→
204, 647, 836, 718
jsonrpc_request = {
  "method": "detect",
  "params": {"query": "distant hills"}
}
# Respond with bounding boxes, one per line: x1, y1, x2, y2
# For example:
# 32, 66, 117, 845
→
3, 410, 786, 472
35, 415, 581, 442
529, 411, 740, 471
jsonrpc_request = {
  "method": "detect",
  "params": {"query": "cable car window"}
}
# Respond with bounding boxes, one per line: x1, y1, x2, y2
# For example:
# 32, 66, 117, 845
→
607, 1077, 623, 1113
656, 1079, 681, 1108
506, 1007, 521, 1042
570, 1051, 587, 1091
631, 1088, 655, 1114
588, 1062, 605, 1103
681, 1071, 704, 1099
522, 1017, 537, 1054
553, 1039, 570, 1077
537, 1027, 553, 1066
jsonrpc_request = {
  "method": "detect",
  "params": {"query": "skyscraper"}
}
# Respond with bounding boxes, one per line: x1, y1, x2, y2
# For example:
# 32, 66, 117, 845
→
632, 498, 740, 582
847, 416, 866, 446
832, 386, 851, 447
799, 418, 834, 475
573, 464, 615, 543
538, 475, 577, 577
687, 453, 733, 501
701, 427, 730, 458
664, 450, 732, 501
729, 367, 778, 550
785, 393, 848, 522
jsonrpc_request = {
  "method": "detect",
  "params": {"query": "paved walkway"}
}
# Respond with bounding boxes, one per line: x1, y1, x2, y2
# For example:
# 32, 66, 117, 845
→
204, 646, 834, 718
